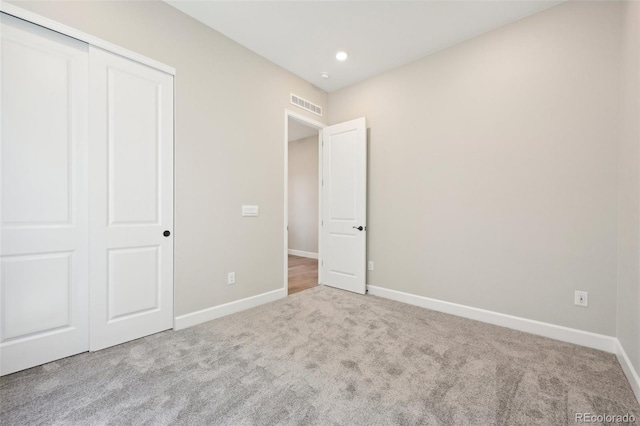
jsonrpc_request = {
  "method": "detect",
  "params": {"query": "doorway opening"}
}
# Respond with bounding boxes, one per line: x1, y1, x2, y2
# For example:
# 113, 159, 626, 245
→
284, 110, 325, 295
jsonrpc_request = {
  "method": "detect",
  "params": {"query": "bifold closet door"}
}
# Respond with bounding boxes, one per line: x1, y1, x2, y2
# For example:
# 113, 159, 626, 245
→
88, 47, 174, 351
0, 14, 89, 375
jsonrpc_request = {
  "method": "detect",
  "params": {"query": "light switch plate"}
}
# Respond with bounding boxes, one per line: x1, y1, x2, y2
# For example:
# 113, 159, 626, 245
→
242, 205, 259, 217
574, 290, 588, 307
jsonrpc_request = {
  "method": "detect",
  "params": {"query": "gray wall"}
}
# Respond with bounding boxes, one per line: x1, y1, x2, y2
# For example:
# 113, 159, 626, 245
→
288, 136, 319, 255
9, 0, 328, 316
329, 1, 622, 335
618, 0, 640, 374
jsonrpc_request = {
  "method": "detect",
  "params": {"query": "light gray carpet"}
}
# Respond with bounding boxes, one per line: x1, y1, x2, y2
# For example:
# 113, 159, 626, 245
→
1, 286, 638, 425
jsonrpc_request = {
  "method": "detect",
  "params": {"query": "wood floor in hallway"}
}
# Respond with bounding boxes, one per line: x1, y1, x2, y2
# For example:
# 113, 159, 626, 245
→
288, 254, 318, 295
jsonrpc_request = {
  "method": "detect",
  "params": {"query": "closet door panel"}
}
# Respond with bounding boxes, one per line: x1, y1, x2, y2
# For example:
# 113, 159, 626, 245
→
0, 14, 89, 375
108, 67, 161, 225
2, 38, 71, 224
107, 246, 160, 320
2, 252, 72, 339
89, 47, 174, 351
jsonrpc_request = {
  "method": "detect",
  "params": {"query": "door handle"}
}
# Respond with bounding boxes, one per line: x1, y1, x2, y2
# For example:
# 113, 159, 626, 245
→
163, 230, 171, 237
352, 226, 364, 231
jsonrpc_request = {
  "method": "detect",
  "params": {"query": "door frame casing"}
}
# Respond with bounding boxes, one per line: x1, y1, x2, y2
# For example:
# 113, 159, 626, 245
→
284, 109, 326, 293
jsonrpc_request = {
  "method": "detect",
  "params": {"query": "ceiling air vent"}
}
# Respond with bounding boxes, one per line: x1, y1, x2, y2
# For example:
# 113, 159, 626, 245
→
290, 93, 322, 117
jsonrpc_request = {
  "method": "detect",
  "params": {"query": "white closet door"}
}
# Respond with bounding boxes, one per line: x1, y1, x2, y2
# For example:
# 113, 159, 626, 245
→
89, 47, 174, 351
0, 14, 89, 375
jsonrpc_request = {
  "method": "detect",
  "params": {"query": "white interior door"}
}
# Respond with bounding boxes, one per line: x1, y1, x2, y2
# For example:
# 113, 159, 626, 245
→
0, 14, 89, 375
89, 47, 174, 351
321, 118, 367, 294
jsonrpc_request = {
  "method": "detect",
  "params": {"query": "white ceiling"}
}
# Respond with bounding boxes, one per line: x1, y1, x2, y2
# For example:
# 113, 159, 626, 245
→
167, 1, 563, 92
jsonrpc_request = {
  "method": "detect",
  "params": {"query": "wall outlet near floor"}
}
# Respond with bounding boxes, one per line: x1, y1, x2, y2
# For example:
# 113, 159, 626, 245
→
227, 272, 236, 285
574, 290, 588, 307
368, 261, 374, 271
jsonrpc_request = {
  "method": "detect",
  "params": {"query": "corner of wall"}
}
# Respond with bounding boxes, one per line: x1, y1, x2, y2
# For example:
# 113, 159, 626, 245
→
616, 338, 640, 405
615, 0, 640, 404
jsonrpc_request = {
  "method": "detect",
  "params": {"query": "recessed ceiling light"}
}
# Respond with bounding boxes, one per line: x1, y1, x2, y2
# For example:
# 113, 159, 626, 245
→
335, 51, 348, 61
321, 72, 330, 79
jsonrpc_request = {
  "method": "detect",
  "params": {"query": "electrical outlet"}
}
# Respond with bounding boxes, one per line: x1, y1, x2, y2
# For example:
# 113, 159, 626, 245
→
574, 290, 588, 307
227, 272, 236, 285
368, 261, 374, 271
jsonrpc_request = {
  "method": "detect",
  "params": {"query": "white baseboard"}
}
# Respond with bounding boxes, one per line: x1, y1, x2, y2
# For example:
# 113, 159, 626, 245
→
366, 285, 617, 353
288, 249, 318, 259
615, 339, 640, 404
174, 288, 286, 331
